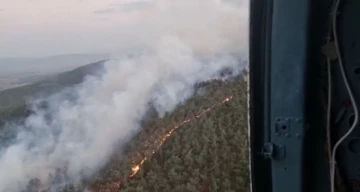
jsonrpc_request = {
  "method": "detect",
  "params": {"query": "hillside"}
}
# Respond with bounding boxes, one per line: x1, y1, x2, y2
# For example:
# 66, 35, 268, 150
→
0, 54, 109, 78
0, 54, 109, 92
0, 60, 249, 192
0, 60, 106, 126
85, 75, 249, 192
22, 73, 249, 192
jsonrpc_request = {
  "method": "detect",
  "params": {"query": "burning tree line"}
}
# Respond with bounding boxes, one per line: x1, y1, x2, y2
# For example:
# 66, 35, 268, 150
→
25, 75, 249, 192
89, 76, 249, 192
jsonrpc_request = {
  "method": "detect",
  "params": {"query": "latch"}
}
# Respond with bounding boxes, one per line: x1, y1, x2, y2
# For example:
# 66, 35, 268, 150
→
262, 142, 286, 160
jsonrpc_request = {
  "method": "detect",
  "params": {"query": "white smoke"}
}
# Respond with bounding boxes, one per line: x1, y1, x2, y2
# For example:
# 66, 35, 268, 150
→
0, 0, 248, 191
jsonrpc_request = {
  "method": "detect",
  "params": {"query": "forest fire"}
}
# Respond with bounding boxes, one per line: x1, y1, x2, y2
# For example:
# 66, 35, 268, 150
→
84, 95, 234, 192
34, 96, 234, 192
129, 95, 234, 177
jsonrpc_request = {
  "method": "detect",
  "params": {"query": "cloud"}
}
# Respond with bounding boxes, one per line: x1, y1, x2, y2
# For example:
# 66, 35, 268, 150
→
93, 7, 117, 14
93, 1, 154, 14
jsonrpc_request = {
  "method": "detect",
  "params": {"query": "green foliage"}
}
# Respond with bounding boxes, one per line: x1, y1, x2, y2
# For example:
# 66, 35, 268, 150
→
0, 64, 249, 191
91, 75, 249, 192
0, 104, 28, 130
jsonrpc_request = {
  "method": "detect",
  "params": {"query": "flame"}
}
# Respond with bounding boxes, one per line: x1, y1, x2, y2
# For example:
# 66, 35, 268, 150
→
36, 96, 234, 192
129, 95, 233, 177
74, 95, 234, 192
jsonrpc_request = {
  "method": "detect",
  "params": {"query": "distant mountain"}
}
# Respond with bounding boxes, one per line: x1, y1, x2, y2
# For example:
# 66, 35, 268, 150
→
0, 59, 107, 112
0, 53, 109, 91
0, 54, 109, 77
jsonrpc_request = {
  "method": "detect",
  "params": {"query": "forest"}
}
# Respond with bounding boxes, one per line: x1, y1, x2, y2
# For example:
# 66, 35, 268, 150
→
2, 70, 250, 192
85, 74, 250, 192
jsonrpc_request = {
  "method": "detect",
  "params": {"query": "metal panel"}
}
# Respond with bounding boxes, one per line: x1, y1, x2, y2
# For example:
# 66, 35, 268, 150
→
250, 0, 312, 192
269, 0, 310, 191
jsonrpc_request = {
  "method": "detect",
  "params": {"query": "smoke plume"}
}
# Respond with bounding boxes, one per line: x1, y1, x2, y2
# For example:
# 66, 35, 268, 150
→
0, 0, 248, 191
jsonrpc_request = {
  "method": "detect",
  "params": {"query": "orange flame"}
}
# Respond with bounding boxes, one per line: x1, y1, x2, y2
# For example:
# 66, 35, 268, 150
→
129, 95, 233, 177
85, 95, 234, 192
36, 96, 234, 192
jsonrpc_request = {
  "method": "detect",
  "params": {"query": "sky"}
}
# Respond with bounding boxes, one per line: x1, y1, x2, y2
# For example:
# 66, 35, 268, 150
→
0, 0, 248, 58
0, 0, 156, 58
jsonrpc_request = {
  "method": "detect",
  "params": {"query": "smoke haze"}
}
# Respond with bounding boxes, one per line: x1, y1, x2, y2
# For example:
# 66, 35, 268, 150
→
0, 0, 248, 191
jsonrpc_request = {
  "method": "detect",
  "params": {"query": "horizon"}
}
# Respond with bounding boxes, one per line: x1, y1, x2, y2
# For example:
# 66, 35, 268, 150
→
0, 0, 248, 58
0, 52, 110, 60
